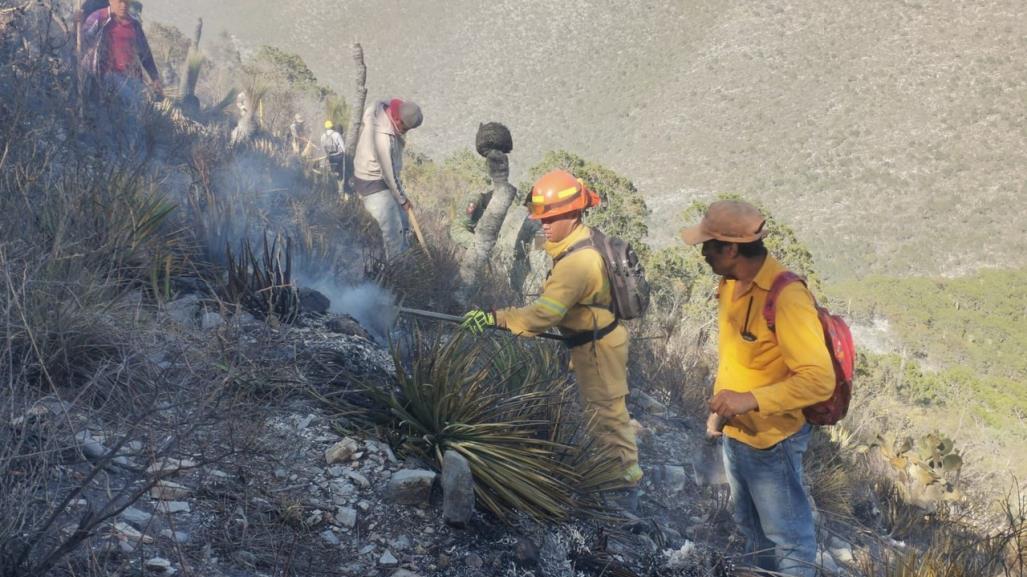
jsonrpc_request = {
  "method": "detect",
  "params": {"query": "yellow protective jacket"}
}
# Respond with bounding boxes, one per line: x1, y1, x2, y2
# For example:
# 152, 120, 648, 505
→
715, 255, 835, 448
495, 224, 630, 401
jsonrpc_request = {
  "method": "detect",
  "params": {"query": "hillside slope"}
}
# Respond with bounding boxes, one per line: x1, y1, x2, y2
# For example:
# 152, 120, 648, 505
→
146, 0, 1027, 278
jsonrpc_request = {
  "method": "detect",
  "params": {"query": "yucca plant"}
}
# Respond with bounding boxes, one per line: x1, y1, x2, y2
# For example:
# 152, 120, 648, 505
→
357, 329, 624, 522
223, 233, 299, 324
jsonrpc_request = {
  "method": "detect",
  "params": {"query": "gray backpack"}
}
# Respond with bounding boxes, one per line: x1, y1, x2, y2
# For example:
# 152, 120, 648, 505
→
557, 229, 651, 320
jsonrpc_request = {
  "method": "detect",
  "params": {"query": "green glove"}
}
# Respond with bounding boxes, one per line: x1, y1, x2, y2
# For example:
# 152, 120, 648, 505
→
461, 309, 496, 336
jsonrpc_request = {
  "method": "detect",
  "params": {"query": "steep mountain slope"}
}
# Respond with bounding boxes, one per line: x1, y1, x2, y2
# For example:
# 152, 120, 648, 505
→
147, 0, 1027, 278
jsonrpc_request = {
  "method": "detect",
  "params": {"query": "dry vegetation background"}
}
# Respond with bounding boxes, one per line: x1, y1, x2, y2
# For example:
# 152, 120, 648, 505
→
146, 0, 1027, 278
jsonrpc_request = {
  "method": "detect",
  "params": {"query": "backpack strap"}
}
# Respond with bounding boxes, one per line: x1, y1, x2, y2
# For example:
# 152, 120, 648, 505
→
763, 271, 806, 333
552, 237, 595, 265
550, 231, 613, 313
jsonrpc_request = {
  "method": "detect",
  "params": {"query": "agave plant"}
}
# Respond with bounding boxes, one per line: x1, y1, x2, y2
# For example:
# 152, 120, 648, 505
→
357, 330, 624, 521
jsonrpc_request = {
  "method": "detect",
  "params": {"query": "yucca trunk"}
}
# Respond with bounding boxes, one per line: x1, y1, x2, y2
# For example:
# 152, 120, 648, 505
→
342, 43, 367, 191
459, 150, 518, 287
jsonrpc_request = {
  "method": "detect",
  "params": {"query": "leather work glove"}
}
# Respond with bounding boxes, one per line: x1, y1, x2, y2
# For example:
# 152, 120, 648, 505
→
461, 309, 496, 336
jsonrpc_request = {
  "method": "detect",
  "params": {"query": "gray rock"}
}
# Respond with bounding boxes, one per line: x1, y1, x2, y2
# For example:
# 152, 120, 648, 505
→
347, 471, 370, 488
159, 529, 190, 544
817, 548, 841, 574
156, 501, 190, 514
234, 311, 258, 325
165, 295, 200, 327
321, 529, 341, 546
74, 431, 131, 466
335, 507, 357, 528
120, 507, 154, 529
144, 557, 176, 574
299, 288, 331, 315
379, 549, 398, 566
388, 535, 412, 551
294, 414, 318, 430
390, 570, 422, 577
829, 544, 855, 565
386, 469, 437, 505
330, 479, 356, 500
359, 544, 376, 555
111, 522, 154, 545
466, 553, 484, 570
327, 465, 347, 478
325, 437, 360, 464
441, 450, 474, 526
200, 311, 224, 330
662, 465, 687, 493
149, 480, 192, 500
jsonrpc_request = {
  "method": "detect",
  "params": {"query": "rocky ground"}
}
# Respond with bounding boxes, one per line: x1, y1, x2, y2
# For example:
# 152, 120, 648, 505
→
19, 283, 870, 577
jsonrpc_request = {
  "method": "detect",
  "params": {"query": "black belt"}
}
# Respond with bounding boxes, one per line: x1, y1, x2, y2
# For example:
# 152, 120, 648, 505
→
562, 319, 619, 349
353, 176, 389, 197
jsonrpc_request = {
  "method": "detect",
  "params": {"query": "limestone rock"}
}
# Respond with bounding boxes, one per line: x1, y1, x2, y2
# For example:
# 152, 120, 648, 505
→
144, 557, 176, 575
146, 458, 198, 475
149, 481, 192, 500
335, 506, 357, 528
386, 469, 437, 505
320, 529, 341, 546
379, 549, 398, 566
112, 522, 154, 545
200, 311, 224, 330
441, 450, 474, 526
165, 295, 200, 327
120, 507, 154, 529
155, 501, 190, 514
325, 437, 360, 464
160, 529, 190, 543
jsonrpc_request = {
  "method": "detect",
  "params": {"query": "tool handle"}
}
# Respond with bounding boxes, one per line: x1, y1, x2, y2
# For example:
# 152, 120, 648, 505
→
397, 307, 565, 341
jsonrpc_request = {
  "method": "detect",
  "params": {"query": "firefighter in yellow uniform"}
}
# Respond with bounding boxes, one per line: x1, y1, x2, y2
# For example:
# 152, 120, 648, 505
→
462, 170, 642, 487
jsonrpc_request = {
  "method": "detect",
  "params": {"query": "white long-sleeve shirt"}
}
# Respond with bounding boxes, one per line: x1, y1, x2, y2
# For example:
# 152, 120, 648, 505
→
352, 101, 407, 205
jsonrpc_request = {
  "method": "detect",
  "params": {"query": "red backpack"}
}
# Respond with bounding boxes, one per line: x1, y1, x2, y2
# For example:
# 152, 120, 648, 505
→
764, 272, 855, 426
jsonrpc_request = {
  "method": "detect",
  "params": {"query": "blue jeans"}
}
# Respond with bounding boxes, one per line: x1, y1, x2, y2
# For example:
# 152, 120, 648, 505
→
722, 423, 817, 576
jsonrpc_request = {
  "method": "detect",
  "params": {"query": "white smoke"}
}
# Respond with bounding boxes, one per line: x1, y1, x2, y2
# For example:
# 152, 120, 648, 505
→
296, 276, 398, 342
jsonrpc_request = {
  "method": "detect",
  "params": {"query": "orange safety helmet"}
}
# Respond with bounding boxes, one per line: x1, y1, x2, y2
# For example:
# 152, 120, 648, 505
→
528, 170, 601, 220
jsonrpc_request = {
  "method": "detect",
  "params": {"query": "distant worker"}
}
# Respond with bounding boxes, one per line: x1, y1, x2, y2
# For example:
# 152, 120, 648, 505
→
288, 114, 310, 156
462, 170, 643, 494
81, 0, 162, 99
321, 120, 346, 188
352, 98, 423, 261
680, 200, 834, 577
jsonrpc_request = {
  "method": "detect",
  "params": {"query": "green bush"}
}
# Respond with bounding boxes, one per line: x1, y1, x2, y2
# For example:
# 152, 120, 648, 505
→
521, 150, 650, 252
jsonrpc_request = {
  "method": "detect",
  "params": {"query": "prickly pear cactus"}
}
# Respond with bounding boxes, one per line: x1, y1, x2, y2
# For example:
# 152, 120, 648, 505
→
873, 431, 963, 512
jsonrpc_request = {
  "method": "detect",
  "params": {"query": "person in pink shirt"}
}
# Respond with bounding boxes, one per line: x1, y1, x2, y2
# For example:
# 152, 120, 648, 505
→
81, 0, 162, 97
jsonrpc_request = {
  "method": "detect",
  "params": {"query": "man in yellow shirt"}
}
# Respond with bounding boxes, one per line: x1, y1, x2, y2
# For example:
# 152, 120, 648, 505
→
462, 170, 642, 491
680, 200, 834, 577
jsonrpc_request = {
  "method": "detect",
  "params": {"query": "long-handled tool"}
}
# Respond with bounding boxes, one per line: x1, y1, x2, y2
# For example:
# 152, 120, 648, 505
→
398, 307, 565, 342
404, 206, 432, 260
